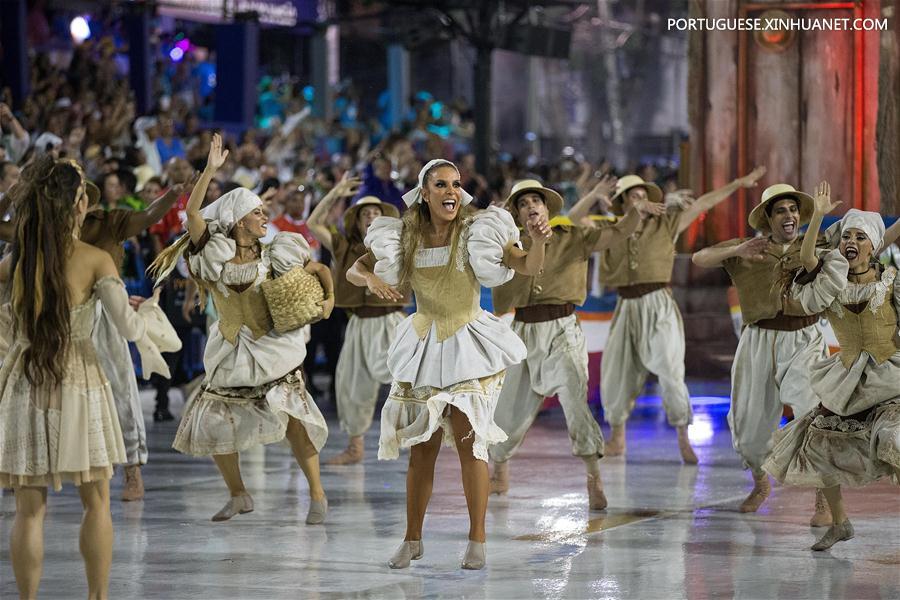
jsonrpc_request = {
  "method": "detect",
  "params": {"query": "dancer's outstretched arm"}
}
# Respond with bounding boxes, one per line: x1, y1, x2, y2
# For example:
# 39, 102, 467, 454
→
677, 166, 767, 233
307, 174, 361, 252
591, 201, 666, 252
186, 133, 228, 244
692, 237, 769, 268
567, 175, 617, 223
801, 181, 834, 272
347, 254, 404, 302
124, 174, 198, 238
504, 217, 551, 276
880, 216, 900, 253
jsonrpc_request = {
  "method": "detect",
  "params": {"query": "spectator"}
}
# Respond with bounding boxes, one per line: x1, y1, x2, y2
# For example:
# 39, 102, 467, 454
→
270, 187, 319, 250
353, 151, 404, 212
155, 115, 185, 164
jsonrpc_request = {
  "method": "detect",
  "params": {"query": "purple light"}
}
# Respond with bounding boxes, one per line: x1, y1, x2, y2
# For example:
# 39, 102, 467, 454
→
176, 38, 190, 51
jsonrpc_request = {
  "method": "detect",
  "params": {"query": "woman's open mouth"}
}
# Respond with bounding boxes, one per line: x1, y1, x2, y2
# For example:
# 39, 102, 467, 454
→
441, 199, 457, 211
845, 247, 858, 260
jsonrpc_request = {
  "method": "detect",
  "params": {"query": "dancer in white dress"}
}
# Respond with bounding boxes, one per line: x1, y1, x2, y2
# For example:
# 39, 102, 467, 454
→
763, 192, 900, 551
0, 156, 177, 599
150, 135, 333, 524
346, 159, 550, 570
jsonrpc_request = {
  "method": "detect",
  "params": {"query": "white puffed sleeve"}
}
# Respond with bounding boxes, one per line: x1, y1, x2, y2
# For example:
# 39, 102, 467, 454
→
364, 216, 404, 286
268, 232, 312, 276
790, 248, 850, 314
466, 206, 520, 288
95, 277, 182, 379
187, 223, 237, 284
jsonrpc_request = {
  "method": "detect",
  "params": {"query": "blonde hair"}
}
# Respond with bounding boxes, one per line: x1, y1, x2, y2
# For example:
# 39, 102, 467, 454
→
146, 233, 212, 308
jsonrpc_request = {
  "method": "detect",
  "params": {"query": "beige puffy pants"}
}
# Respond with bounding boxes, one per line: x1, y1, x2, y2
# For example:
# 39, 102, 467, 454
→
600, 289, 693, 427
489, 314, 604, 462
334, 311, 405, 437
728, 323, 825, 471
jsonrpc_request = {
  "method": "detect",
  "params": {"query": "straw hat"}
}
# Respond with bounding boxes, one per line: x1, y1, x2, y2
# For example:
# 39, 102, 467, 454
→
504, 179, 564, 221
344, 196, 399, 234
610, 175, 663, 215
748, 183, 813, 232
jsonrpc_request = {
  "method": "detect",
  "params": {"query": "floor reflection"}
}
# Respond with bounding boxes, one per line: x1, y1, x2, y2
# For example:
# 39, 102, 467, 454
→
0, 389, 897, 598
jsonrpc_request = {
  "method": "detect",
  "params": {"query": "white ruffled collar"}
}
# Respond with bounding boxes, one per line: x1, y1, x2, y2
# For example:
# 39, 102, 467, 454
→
830, 266, 896, 316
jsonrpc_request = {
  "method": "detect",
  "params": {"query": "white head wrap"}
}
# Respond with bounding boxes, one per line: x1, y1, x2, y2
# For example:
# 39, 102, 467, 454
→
200, 187, 262, 232
401, 159, 474, 208
825, 208, 886, 252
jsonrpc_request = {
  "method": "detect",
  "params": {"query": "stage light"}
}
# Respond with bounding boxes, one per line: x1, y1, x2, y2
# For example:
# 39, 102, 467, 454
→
169, 47, 185, 62
70, 16, 91, 44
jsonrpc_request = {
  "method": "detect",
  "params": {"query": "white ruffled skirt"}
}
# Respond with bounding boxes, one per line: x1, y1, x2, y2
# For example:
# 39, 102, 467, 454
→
377, 311, 526, 461
0, 338, 127, 491
763, 351, 900, 488
173, 368, 328, 456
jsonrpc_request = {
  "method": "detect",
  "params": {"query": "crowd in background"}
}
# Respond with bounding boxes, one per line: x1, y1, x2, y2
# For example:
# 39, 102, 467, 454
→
0, 33, 681, 414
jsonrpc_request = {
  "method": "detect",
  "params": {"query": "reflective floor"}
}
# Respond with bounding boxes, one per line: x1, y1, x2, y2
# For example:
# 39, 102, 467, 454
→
1, 388, 898, 599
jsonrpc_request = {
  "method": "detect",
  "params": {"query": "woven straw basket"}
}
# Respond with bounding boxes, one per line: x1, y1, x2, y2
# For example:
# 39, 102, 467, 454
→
261, 265, 325, 333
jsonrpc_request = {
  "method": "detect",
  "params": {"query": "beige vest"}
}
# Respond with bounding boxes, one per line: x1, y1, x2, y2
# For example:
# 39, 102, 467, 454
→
493, 225, 602, 314
599, 211, 680, 287
410, 251, 481, 341
209, 284, 274, 345
722, 236, 823, 324
826, 290, 899, 368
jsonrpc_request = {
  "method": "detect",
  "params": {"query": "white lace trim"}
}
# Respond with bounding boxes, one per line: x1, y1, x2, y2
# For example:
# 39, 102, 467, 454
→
810, 413, 870, 433
214, 247, 271, 297
414, 246, 451, 269
827, 267, 896, 318
221, 260, 260, 285
456, 237, 469, 272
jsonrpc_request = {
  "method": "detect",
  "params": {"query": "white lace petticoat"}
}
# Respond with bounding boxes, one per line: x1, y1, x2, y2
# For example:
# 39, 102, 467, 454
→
378, 371, 508, 462
173, 368, 328, 456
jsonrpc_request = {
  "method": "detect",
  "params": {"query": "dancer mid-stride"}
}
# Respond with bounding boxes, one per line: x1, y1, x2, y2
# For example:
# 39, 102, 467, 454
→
693, 181, 841, 520
570, 168, 766, 461
150, 135, 333, 524
306, 178, 410, 466
347, 159, 549, 570
0, 157, 177, 599
488, 178, 664, 510
764, 190, 900, 551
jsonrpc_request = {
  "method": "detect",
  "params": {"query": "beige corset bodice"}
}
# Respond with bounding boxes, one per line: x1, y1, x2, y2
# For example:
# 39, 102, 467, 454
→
410, 246, 481, 341
209, 260, 274, 345
826, 269, 899, 368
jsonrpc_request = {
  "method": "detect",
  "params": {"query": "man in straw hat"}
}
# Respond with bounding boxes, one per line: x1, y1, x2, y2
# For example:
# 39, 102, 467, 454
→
487, 178, 664, 509
307, 178, 410, 465
692, 180, 844, 520
569, 166, 766, 463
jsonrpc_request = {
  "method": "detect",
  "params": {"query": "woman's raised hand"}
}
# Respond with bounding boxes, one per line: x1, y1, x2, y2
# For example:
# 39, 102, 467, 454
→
206, 133, 229, 173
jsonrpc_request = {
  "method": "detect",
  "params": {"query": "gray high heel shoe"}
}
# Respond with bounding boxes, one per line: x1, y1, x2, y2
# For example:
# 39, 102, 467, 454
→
211, 493, 254, 522
388, 540, 423, 569
306, 496, 328, 525
811, 520, 854, 551
461, 541, 485, 570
